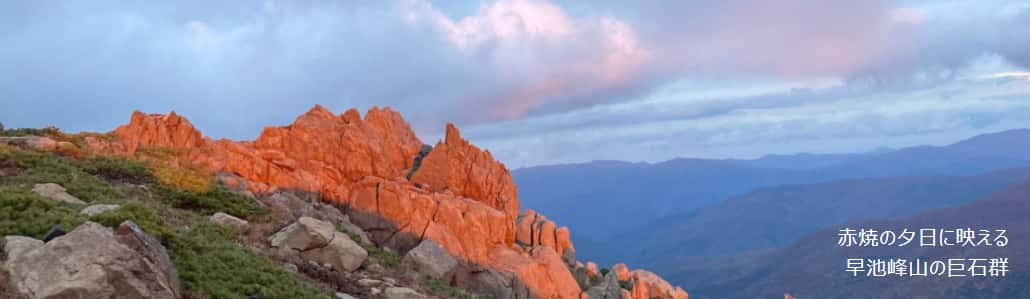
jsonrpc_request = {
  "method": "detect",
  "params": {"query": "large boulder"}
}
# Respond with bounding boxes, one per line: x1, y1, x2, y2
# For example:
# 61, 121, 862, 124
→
300, 231, 368, 272
114, 221, 181, 297
270, 217, 367, 272
269, 216, 336, 251
31, 183, 86, 205
402, 239, 458, 279
479, 246, 582, 299
2, 222, 180, 298
2, 236, 43, 262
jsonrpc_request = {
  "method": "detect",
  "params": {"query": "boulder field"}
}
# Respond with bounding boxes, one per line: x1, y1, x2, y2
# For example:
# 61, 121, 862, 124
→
83, 105, 687, 299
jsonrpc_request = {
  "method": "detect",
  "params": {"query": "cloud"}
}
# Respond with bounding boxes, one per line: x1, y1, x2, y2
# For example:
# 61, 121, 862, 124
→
469, 74, 1030, 167
1, 0, 1030, 168
400, 0, 652, 119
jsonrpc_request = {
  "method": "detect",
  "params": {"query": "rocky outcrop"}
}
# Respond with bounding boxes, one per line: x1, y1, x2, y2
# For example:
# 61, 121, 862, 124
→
586, 272, 629, 299
85, 106, 686, 299
628, 270, 689, 299
410, 123, 519, 219
516, 209, 575, 264
2, 222, 180, 299
114, 111, 207, 153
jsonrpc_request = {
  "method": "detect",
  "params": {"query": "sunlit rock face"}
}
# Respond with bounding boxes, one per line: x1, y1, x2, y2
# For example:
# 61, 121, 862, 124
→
87, 106, 686, 299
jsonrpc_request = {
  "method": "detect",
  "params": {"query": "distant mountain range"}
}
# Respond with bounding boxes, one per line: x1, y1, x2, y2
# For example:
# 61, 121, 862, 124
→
514, 129, 1030, 263
687, 179, 1030, 298
616, 166, 1030, 268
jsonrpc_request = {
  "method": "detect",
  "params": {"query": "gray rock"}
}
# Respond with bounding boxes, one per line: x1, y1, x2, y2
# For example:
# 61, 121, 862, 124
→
300, 232, 368, 272
586, 272, 624, 299
384, 287, 428, 299
114, 220, 181, 298
210, 212, 249, 230
31, 183, 86, 205
80, 204, 121, 216
402, 239, 458, 279
357, 278, 383, 287
335, 292, 357, 299
3, 222, 179, 298
2, 236, 43, 262
284, 263, 299, 273
268, 216, 336, 251
339, 214, 371, 245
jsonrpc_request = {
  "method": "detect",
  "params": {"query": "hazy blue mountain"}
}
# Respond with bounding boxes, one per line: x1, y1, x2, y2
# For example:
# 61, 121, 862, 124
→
617, 166, 1030, 274
679, 179, 1030, 299
514, 129, 1030, 256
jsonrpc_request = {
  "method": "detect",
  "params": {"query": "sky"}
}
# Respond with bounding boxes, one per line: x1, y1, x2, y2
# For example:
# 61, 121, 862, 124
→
2, 0, 1030, 168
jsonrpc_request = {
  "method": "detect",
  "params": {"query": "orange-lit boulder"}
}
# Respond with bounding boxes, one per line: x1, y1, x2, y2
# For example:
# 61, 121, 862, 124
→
612, 263, 631, 282
629, 270, 689, 299
515, 210, 575, 260
487, 246, 582, 299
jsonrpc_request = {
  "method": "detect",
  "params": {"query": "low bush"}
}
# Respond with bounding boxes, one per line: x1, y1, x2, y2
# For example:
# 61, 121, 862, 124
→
350, 234, 402, 268
0, 187, 87, 239
79, 155, 154, 184
88, 202, 173, 240
155, 184, 265, 218
421, 276, 490, 299
168, 222, 331, 299
149, 161, 212, 193
1, 150, 123, 204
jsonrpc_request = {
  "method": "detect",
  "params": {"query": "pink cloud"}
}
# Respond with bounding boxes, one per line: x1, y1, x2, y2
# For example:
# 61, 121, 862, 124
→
402, 0, 652, 119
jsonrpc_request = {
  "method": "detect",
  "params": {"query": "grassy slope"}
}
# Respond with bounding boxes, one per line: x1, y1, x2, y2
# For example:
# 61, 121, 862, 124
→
0, 144, 331, 299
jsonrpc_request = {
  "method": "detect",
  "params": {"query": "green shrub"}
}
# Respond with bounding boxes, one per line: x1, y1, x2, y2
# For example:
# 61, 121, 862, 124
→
168, 222, 331, 299
79, 155, 154, 184
421, 276, 490, 299
88, 202, 173, 240
155, 184, 266, 218
350, 234, 402, 268
1, 150, 123, 204
600, 268, 610, 276
1, 126, 61, 138
0, 188, 87, 238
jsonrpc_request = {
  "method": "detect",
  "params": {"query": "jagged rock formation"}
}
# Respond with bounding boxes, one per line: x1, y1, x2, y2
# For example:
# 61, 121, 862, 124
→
83, 106, 686, 299
516, 209, 575, 264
